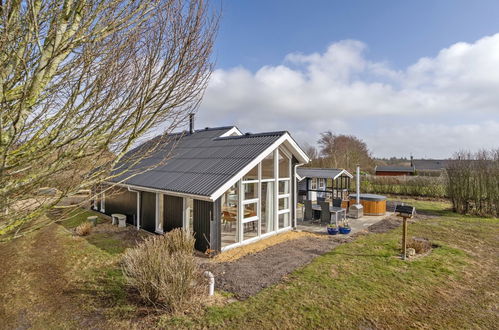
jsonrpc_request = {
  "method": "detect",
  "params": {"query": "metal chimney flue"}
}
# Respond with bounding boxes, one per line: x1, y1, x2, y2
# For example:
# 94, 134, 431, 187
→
348, 164, 364, 219
189, 113, 194, 134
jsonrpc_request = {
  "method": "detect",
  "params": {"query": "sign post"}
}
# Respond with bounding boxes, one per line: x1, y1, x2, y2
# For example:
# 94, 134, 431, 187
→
394, 204, 415, 260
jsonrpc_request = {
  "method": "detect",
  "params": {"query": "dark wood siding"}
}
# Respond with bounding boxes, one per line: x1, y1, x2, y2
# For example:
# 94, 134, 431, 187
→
140, 191, 156, 232
104, 186, 137, 224
163, 195, 183, 232
193, 199, 221, 252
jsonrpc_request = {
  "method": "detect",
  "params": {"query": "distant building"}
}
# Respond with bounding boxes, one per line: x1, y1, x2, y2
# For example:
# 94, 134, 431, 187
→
411, 159, 452, 172
374, 165, 415, 176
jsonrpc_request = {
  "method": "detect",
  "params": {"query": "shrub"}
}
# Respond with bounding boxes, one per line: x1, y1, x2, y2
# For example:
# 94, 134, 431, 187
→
121, 229, 206, 313
407, 237, 432, 254
75, 222, 93, 236
446, 149, 499, 217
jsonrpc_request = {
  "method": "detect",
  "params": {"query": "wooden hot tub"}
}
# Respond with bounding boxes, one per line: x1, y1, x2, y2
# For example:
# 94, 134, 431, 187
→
349, 194, 387, 216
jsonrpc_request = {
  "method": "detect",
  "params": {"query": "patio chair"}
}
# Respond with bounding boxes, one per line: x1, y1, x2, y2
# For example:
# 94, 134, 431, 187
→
317, 197, 326, 203
304, 200, 314, 221
319, 201, 331, 224
332, 198, 342, 208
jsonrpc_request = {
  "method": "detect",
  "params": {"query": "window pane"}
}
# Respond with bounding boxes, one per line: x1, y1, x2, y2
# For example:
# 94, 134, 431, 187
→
243, 164, 258, 181
311, 178, 317, 189
244, 182, 257, 200
261, 153, 274, 179
279, 180, 289, 195
261, 181, 274, 233
279, 197, 289, 210
243, 202, 257, 219
279, 212, 290, 228
243, 219, 258, 241
278, 152, 290, 178
221, 184, 238, 247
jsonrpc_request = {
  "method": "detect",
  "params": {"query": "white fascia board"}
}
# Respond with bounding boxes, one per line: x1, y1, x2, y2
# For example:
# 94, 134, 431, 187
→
281, 133, 310, 164
104, 181, 212, 202
335, 169, 354, 179
210, 133, 309, 201
219, 126, 242, 137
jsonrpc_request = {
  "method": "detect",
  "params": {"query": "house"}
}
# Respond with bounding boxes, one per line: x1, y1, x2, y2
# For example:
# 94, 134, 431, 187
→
296, 168, 353, 204
411, 159, 452, 173
375, 165, 415, 176
92, 123, 309, 252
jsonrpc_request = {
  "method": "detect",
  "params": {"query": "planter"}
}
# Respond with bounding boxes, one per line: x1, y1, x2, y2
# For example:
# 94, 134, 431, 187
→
327, 227, 339, 235
87, 216, 98, 227
339, 227, 351, 235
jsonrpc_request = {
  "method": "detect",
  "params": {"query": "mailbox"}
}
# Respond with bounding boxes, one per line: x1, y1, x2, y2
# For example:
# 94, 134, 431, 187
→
395, 204, 415, 218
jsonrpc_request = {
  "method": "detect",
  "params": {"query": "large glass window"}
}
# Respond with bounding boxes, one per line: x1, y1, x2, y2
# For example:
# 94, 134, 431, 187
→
243, 202, 257, 219
279, 197, 289, 211
279, 212, 290, 228
221, 184, 238, 248
279, 180, 289, 195
278, 152, 291, 178
261, 153, 274, 179
261, 181, 274, 234
243, 164, 258, 181
243, 219, 258, 241
244, 182, 258, 200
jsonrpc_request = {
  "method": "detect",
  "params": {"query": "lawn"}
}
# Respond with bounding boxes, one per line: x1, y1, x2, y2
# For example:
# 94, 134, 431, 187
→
0, 199, 497, 329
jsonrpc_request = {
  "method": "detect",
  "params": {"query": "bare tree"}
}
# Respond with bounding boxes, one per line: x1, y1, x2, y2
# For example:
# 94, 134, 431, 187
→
317, 131, 374, 172
0, 0, 218, 237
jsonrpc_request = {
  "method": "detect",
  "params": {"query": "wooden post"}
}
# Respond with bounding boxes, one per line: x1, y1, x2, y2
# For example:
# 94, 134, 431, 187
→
402, 217, 408, 260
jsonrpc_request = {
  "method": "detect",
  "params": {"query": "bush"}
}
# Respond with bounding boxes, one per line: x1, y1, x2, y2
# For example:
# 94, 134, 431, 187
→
446, 150, 499, 217
407, 237, 432, 254
75, 222, 93, 236
121, 229, 206, 313
358, 175, 447, 198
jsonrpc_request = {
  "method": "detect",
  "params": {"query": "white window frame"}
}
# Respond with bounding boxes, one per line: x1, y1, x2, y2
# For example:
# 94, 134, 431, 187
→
100, 191, 105, 213
311, 178, 317, 190
155, 193, 163, 234
183, 197, 193, 233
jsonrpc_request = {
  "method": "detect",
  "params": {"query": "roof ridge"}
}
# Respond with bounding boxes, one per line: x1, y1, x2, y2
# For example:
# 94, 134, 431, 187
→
214, 131, 287, 140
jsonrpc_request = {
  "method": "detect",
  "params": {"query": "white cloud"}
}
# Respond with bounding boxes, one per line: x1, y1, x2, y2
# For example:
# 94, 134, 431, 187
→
197, 34, 499, 158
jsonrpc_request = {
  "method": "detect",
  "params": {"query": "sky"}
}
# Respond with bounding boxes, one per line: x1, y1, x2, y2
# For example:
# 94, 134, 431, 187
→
195, 0, 499, 158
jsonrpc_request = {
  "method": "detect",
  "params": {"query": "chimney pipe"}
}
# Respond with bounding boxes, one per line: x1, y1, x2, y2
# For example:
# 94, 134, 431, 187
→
189, 113, 194, 134
356, 164, 361, 205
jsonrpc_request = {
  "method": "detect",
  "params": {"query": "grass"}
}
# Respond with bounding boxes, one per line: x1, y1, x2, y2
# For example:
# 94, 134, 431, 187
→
59, 208, 106, 229
160, 198, 498, 329
1, 199, 498, 329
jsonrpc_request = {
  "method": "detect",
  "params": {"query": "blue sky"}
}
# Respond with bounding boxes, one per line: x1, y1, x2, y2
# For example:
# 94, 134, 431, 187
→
196, 0, 499, 158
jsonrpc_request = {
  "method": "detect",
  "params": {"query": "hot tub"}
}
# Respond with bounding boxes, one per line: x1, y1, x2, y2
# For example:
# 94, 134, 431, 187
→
349, 194, 387, 216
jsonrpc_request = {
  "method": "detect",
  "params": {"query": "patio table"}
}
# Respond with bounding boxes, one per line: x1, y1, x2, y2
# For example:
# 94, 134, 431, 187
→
312, 205, 347, 225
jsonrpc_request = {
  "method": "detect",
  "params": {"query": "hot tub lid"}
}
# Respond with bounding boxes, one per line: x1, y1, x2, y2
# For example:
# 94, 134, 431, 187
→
349, 193, 387, 201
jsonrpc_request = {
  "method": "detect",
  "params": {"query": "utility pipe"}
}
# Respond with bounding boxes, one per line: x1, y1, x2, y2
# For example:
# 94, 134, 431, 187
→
204, 271, 215, 296
356, 164, 361, 205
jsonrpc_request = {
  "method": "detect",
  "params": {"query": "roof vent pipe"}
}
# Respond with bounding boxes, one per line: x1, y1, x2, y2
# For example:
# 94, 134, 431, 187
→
189, 113, 195, 134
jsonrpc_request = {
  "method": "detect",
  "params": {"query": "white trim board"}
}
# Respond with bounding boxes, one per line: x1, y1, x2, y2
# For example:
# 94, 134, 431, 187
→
219, 126, 243, 137
210, 133, 309, 201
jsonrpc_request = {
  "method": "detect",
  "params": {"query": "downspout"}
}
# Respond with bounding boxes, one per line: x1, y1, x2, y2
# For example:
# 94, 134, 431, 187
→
128, 187, 141, 230
293, 163, 304, 228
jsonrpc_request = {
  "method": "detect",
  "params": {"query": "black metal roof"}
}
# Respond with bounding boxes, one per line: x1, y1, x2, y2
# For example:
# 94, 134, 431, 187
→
297, 167, 353, 180
108, 127, 286, 197
412, 159, 451, 171
375, 165, 415, 173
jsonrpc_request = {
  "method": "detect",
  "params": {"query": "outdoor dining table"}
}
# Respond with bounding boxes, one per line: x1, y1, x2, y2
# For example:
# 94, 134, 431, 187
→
311, 205, 347, 225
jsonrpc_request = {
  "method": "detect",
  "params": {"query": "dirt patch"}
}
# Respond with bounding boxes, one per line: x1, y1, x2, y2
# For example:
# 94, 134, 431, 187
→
202, 235, 349, 299
212, 231, 324, 263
